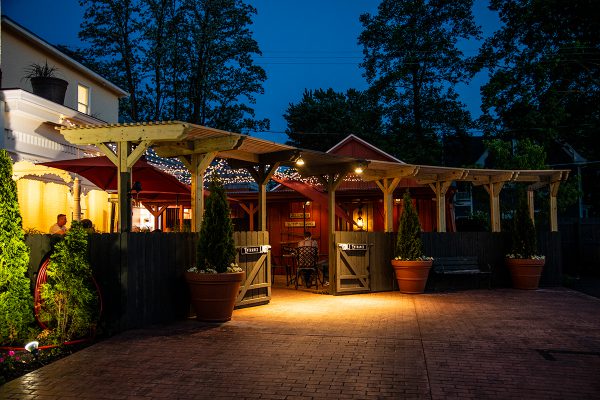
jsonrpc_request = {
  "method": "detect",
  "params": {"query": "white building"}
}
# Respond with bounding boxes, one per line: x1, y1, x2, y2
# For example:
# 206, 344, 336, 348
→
1, 15, 128, 232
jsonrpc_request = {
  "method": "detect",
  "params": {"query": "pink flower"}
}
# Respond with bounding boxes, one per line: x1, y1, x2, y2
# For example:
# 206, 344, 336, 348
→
0, 357, 4, 363
15, 357, 20, 361
8, 350, 15, 357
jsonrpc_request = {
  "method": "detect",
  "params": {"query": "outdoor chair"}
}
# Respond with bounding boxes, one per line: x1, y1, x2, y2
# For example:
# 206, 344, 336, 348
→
295, 246, 319, 289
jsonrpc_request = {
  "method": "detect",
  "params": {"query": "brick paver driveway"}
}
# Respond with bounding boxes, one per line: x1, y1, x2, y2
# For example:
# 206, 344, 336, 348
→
2, 287, 599, 399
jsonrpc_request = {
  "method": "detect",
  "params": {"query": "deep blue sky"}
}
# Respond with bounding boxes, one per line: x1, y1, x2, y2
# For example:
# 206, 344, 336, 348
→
3, 0, 499, 143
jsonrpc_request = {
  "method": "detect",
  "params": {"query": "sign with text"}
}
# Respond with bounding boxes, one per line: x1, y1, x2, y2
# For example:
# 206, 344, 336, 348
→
289, 212, 310, 219
284, 221, 316, 227
338, 243, 368, 251
239, 245, 271, 255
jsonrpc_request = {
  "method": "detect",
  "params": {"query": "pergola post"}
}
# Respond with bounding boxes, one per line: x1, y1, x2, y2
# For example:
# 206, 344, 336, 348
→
239, 202, 257, 231
484, 181, 505, 232
186, 152, 216, 233
246, 163, 280, 231
375, 177, 401, 232
428, 181, 452, 233
321, 173, 346, 295
117, 141, 131, 232
550, 181, 560, 232
73, 177, 81, 221
527, 189, 535, 225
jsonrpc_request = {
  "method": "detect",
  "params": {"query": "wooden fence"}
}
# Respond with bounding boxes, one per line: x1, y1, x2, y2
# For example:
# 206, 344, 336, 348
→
25, 231, 269, 335
332, 231, 563, 294
559, 219, 600, 276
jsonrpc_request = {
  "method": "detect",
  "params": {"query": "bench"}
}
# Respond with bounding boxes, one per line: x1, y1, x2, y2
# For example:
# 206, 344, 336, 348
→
431, 256, 492, 290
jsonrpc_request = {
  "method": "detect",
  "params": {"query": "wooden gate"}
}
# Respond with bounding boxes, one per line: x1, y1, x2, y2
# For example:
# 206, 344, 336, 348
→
234, 231, 271, 307
334, 231, 371, 293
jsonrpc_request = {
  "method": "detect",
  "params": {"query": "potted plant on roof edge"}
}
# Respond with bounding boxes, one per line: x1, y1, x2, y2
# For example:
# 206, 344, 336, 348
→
184, 173, 244, 322
23, 61, 68, 105
505, 192, 545, 290
391, 191, 433, 294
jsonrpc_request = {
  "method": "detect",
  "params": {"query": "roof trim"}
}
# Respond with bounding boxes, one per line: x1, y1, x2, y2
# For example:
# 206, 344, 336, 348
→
326, 134, 404, 163
2, 16, 128, 97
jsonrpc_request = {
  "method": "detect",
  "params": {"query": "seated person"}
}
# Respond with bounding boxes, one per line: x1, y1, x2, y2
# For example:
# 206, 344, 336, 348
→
81, 218, 95, 233
298, 231, 318, 248
49, 214, 67, 235
297, 231, 318, 287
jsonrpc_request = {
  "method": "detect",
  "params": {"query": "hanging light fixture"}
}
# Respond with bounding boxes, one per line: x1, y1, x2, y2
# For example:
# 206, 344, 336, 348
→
356, 204, 364, 229
354, 162, 364, 174
295, 154, 305, 166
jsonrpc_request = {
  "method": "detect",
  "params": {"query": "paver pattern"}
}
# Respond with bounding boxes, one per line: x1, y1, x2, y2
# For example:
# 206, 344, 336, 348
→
1, 287, 599, 399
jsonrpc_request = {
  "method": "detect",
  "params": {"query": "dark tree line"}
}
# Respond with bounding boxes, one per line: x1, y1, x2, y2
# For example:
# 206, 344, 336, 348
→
75, 0, 268, 133
285, 0, 600, 172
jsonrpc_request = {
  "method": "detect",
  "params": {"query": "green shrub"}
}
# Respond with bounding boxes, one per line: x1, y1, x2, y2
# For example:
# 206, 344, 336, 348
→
395, 191, 425, 260
40, 221, 98, 343
196, 173, 236, 273
0, 150, 34, 345
509, 193, 538, 258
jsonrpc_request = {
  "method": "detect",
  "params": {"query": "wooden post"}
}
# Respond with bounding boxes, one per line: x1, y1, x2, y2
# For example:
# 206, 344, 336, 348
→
189, 152, 217, 232
73, 177, 81, 221
527, 190, 535, 225
428, 181, 452, 233
484, 182, 504, 232
375, 177, 401, 232
179, 205, 184, 231
324, 173, 346, 295
550, 181, 560, 232
239, 203, 257, 231
246, 163, 280, 231
117, 142, 131, 232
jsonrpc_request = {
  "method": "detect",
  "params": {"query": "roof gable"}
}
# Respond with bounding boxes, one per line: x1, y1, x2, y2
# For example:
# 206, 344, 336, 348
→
326, 134, 403, 163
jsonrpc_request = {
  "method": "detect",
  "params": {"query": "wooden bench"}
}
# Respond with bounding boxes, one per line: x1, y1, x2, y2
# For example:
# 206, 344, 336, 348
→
431, 256, 492, 290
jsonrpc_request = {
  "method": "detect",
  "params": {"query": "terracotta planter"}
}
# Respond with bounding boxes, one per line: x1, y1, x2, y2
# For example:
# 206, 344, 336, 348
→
391, 259, 433, 294
505, 258, 545, 290
184, 271, 245, 322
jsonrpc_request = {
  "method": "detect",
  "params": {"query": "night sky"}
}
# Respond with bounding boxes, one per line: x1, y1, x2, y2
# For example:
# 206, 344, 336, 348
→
3, 0, 499, 143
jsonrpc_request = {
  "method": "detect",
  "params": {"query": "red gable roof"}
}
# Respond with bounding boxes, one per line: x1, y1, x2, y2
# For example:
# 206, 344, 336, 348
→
326, 134, 403, 163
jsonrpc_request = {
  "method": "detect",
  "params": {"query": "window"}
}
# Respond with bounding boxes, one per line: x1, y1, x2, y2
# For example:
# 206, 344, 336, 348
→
77, 84, 90, 114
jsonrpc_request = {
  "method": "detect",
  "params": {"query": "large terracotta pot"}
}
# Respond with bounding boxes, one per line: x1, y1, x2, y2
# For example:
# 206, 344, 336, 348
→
505, 258, 545, 290
184, 271, 245, 322
391, 259, 433, 294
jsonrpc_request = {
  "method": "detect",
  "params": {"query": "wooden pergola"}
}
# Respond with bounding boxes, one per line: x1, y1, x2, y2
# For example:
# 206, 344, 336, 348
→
59, 121, 570, 288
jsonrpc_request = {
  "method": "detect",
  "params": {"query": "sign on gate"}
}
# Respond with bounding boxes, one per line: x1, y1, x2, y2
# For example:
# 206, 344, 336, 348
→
338, 243, 368, 251
239, 245, 271, 255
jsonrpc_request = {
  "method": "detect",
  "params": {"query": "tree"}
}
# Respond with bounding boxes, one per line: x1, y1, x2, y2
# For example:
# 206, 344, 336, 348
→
78, 0, 269, 132
197, 174, 236, 273
509, 193, 538, 258
474, 0, 600, 161
359, 0, 480, 164
40, 221, 98, 343
179, 0, 268, 132
79, 0, 145, 122
284, 88, 384, 151
0, 150, 34, 344
395, 191, 424, 260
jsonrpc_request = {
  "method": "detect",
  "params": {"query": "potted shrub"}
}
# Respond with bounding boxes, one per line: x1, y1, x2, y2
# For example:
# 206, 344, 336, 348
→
505, 193, 545, 290
23, 61, 69, 105
184, 173, 244, 322
391, 191, 433, 294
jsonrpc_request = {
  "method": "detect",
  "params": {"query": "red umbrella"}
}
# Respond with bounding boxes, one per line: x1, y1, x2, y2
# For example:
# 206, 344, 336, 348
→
40, 156, 191, 196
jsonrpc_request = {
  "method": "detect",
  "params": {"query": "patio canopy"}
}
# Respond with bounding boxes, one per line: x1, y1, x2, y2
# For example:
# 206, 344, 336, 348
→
58, 121, 569, 235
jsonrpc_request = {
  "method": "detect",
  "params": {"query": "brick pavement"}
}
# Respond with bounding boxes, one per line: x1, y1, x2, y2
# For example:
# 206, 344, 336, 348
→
1, 287, 599, 399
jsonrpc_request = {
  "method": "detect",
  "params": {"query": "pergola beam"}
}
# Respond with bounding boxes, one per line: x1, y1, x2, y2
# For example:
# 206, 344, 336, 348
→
154, 135, 244, 158
61, 122, 189, 144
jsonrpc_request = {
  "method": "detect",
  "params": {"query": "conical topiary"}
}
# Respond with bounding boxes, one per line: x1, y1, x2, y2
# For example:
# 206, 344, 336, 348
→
0, 150, 34, 344
395, 191, 424, 260
196, 173, 236, 273
509, 193, 538, 258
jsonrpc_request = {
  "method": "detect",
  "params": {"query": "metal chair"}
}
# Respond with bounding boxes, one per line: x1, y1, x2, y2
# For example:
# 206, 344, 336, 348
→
295, 246, 319, 289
